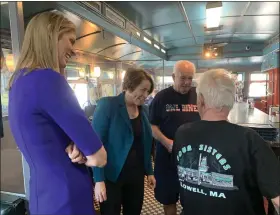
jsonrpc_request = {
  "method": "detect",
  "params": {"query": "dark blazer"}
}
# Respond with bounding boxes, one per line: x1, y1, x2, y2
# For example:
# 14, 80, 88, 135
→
92, 92, 153, 182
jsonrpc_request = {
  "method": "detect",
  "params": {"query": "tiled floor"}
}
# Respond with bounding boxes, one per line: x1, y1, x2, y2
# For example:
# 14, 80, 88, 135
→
94, 177, 182, 215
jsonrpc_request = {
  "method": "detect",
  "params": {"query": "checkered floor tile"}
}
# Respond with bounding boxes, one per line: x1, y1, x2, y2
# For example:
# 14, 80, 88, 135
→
93, 177, 182, 215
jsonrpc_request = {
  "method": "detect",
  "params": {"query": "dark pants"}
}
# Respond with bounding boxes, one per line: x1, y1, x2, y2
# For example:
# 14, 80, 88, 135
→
154, 143, 180, 205
100, 173, 144, 215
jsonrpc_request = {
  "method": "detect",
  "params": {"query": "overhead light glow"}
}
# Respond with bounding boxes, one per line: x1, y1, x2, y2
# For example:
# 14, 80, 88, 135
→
144, 37, 152, 44
161, 49, 166, 53
214, 52, 218, 57
205, 52, 211, 57
5, 54, 14, 71
154, 44, 160, 50
93, 66, 101, 77
206, 2, 222, 28
136, 32, 141, 37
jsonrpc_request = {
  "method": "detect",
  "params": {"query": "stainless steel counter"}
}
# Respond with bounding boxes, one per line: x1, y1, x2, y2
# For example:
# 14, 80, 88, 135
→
228, 103, 280, 147
228, 103, 279, 128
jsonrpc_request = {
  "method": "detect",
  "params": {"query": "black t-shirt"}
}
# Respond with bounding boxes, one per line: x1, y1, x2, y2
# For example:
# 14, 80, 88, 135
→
173, 120, 280, 215
149, 86, 200, 140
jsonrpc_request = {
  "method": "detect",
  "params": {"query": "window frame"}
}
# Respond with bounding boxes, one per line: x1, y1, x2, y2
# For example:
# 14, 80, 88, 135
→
248, 72, 268, 98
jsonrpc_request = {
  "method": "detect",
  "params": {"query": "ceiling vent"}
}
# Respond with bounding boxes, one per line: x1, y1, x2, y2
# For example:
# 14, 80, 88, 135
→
105, 6, 125, 28
81, 1, 101, 13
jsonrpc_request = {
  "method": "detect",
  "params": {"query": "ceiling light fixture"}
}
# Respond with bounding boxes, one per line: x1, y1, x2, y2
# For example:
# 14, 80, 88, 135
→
205, 52, 211, 57
144, 37, 152, 44
154, 44, 160, 50
161, 49, 166, 53
206, 2, 222, 29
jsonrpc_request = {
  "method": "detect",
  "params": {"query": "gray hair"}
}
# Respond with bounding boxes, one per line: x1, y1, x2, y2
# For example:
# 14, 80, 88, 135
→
196, 69, 235, 110
173, 60, 196, 74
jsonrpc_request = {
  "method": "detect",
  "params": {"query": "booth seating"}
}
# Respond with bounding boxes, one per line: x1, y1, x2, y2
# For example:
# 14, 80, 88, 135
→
0, 193, 26, 215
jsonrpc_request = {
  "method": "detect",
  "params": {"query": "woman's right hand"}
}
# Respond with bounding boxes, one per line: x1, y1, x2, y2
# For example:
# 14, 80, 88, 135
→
95, 182, 107, 203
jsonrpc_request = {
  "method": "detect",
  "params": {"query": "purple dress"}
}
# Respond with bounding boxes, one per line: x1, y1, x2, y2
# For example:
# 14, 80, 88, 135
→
9, 68, 102, 215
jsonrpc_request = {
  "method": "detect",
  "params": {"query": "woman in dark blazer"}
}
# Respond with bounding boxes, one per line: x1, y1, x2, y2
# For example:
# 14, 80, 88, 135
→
92, 68, 156, 215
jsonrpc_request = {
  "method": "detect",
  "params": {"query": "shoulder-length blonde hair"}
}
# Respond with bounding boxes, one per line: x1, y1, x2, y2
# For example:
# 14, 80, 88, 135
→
8, 11, 76, 88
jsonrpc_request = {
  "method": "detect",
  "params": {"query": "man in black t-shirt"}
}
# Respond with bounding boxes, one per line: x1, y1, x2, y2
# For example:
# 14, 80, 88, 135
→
150, 61, 200, 215
172, 68, 280, 215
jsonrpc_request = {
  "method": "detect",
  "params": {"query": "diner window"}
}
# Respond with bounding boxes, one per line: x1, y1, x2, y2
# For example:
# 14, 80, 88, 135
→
250, 73, 267, 81
248, 82, 267, 97
248, 73, 267, 98
237, 73, 243, 81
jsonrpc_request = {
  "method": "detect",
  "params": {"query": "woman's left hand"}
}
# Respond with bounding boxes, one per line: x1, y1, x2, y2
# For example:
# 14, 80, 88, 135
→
65, 143, 86, 164
147, 175, 156, 189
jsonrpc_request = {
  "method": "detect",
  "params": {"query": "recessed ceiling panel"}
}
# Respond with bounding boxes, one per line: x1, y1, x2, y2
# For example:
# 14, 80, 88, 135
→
195, 37, 206, 45
144, 22, 191, 43
220, 2, 249, 17
245, 2, 280, 16
107, 1, 184, 30
236, 16, 279, 34
182, 2, 207, 21
189, 19, 206, 37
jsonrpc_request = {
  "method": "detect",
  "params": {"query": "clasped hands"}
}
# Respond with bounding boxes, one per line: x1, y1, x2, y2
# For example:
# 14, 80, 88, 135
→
65, 142, 86, 164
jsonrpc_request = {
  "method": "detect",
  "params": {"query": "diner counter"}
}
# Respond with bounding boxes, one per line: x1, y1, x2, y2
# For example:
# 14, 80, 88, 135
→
228, 103, 280, 147
228, 103, 279, 127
